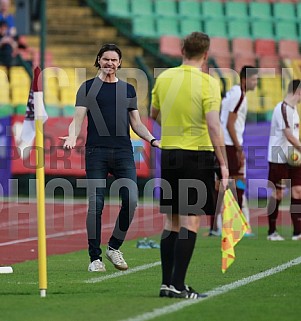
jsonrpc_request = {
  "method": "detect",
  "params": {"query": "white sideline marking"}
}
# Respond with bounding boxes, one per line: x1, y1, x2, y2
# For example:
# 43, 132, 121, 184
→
119, 256, 301, 321
85, 261, 161, 284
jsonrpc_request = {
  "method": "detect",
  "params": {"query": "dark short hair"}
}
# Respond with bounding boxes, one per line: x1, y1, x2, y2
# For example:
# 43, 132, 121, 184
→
288, 79, 301, 94
94, 43, 122, 69
182, 32, 210, 59
240, 66, 258, 79
0, 20, 7, 27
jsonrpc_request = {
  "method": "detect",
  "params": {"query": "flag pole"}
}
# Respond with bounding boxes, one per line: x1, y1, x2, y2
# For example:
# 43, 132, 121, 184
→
34, 67, 47, 297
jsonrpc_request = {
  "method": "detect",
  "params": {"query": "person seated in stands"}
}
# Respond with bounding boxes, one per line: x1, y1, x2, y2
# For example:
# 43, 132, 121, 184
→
0, 0, 16, 37
0, 20, 17, 71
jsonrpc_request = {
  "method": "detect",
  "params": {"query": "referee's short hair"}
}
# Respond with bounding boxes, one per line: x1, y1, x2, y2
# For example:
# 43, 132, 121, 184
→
182, 32, 210, 59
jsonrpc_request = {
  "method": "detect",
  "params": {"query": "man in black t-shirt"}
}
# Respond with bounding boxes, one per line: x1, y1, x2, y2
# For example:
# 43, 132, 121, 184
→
61, 44, 159, 272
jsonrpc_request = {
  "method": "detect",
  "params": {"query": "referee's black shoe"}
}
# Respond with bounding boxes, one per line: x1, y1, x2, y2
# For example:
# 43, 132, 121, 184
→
159, 284, 170, 297
168, 285, 207, 299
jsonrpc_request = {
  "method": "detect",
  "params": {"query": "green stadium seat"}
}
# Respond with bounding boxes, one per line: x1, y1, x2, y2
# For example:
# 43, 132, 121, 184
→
131, 0, 153, 16
107, 0, 130, 18
63, 106, 75, 117
203, 20, 227, 38
273, 3, 297, 21
228, 20, 251, 39
275, 21, 298, 41
224, 2, 248, 20
132, 16, 157, 38
15, 104, 27, 115
249, 2, 273, 21
201, 1, 224, 19
45, 106, 62, 117
297, 3, 301, 19
179, 19, 202, 37
154, 0, 177, 17
178, 1, 201, 18
0, 104, 12, 117
251, 20, 274, 39
157, 17, 179, 37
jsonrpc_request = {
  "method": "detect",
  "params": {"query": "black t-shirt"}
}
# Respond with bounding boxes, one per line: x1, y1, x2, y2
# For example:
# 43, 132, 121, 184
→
76, 77, 137, 149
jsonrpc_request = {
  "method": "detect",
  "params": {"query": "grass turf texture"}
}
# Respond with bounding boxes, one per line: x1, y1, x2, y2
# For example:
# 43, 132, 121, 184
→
1, 226, 300, 321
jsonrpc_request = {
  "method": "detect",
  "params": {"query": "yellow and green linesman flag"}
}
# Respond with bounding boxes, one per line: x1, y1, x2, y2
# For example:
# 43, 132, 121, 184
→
221, 189, 250, 273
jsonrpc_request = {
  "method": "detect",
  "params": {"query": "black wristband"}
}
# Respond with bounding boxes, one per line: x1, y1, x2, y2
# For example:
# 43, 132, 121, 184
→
150, 138, 157, 147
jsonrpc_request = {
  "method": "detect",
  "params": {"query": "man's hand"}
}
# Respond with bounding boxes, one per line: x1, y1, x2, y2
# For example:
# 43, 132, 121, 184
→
236, 147, 245, 169
59, 136, 77, 149
220, 164, 229, 190
151, 139, 161, 148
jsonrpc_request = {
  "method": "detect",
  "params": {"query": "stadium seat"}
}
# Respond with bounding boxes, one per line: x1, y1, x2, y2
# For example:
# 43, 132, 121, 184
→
251, 20, 274, 39
255, 39, 280, 73
297, 3, 301, 19
178, 1, 201, 18
159, 36, 181, 58
201, 1, 224, 19
255, 39, 276, 56
233, 56, 257, 74
275, 21, 298, 41
203, 20, 227, 38
258, 56, 280, 73
209, 37, 232, 69
45, 106, 62, 117
224, 2, 248, 20
0, 68, 9, 104
179, 19, 202, 37
249, 2, 272, 21
131, 0, 153, 16
132, 16, 157, 38
228, 20, 251, 39
157, 17, 179, 37
107, 0, 130, 18
232, 38, 256, 73
232, 38, 255, 58
273, 3, 297, 21
154, 0, 177, 17
278, 40, 300, 59
63, 106, 75, 117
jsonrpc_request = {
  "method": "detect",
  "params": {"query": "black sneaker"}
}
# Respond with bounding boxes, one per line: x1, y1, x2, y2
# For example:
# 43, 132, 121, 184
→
169, 285, 207, 299
159, 284, 170, 297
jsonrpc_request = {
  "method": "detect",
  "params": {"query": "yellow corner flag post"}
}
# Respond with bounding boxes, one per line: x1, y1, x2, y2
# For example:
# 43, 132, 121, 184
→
221, 189, 250, 273
33, 67, 48, 297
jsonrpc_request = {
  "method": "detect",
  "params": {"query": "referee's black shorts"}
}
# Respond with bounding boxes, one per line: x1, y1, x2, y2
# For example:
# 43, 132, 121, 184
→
160, 149, 216, 216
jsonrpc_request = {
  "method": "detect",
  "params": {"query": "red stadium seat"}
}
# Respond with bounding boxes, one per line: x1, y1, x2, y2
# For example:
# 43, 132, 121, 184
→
209, 37, 232, 69
159, 36, 181, 58
278, 40, 300, 59
232, 38, 256, 72
258, 56, 280, 73
232, 38, 255, 58
255, 39, 277, 57
233, 56, 257, 73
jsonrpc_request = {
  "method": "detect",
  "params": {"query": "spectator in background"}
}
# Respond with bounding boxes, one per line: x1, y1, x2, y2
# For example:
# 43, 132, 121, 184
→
0, 0, 16, 37
0, 20, 16, 70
